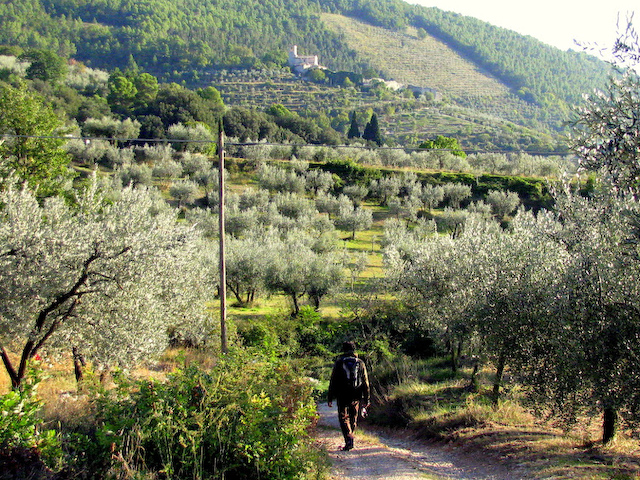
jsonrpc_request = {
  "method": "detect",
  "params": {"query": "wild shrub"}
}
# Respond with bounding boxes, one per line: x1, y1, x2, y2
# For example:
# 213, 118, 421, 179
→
93, 356, 322, 480
0, 367, 61, 471
295, 306, 335, 356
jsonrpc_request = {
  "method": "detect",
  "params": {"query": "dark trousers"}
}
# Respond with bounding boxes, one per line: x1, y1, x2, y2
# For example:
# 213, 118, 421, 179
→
337, 398, 360, 446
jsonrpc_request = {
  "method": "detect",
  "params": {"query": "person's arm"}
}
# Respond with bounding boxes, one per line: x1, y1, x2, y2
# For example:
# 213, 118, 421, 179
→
361, 360, 370, 407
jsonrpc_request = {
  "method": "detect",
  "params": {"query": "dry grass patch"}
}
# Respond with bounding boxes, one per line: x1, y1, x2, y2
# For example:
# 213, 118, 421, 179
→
380, 375, 640, 479
452, 421, 640, 480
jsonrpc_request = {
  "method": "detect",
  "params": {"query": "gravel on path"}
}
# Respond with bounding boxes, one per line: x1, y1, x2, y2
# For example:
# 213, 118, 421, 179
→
315, 403, 533, 480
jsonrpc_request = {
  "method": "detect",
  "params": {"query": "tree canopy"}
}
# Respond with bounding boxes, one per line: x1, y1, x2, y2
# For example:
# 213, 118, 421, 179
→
0, 82, 73, 196
0, 178, 213, 388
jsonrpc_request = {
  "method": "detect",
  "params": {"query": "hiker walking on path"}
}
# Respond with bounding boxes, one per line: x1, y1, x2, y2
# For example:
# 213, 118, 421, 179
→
327, 341, 370, 451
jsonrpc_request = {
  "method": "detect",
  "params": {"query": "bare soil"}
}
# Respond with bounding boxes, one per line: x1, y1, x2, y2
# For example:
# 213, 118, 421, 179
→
315, 403, 533, 480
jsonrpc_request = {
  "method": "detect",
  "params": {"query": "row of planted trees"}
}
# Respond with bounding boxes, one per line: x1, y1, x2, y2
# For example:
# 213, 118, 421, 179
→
0, 77, 532, 392
384, 186, 640, 443
383, 30, 640, 443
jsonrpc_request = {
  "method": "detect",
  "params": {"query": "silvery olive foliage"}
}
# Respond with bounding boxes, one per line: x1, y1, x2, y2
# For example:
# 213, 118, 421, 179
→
187, 182, 345, 313
485, 189, 521, 219
571, 71, 640, 191
442, 182, 472, 208
117, 163, 153, 187
82, 116, 141, 141
334, 203, 373, 240
304, 168, 335, 195
256, 162, 305, 193
169, 179, 200, 207
263, 231, 344, 315
385, 26, 640, 440
571, 20, 640, 193
368, 176, 401, 205
385, 184, 640, 440
223, 224, 345, 313
419, 184, 445, 212
518, 185, 640, 441
385, 185, 640, 440
0, 178, 213, 387
167, 122, 215, 153
226, 234, 271, 305
341, 184, 368, 206
384, 215, 505, 369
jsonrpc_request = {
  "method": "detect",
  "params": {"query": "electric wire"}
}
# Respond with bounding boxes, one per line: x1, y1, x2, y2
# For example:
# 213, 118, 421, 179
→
0, 133, 572, 157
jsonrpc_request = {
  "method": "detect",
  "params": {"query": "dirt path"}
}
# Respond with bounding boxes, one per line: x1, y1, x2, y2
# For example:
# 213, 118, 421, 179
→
315, 403, 532, 480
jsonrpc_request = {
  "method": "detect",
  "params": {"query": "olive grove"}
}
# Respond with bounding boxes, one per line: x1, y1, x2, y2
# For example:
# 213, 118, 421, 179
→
0, 178, 214, 388
384, 24, 640, 443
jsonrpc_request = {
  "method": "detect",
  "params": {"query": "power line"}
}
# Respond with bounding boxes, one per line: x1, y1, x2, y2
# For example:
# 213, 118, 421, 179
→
0, 133, 572, 156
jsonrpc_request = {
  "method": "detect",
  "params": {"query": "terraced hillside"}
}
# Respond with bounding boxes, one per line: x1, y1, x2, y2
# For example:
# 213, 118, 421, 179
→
321, 13, 511, 99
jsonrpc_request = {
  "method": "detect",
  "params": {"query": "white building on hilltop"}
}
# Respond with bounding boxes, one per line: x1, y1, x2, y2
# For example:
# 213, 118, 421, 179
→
288, 45, 323, 74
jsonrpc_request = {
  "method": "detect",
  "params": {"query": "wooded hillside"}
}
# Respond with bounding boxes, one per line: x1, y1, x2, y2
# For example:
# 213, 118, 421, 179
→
0, 0, 610, 110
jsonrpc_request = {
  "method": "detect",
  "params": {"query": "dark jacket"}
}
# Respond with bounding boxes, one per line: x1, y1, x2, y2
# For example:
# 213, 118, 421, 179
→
327, 352, 370, 404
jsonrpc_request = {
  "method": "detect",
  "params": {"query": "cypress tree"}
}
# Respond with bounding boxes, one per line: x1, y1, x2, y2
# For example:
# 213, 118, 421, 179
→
347, 111, 360, 139
362, 112, 383, 146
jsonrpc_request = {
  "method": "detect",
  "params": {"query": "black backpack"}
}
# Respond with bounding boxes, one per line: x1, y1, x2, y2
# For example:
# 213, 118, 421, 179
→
341, 356, 362, 391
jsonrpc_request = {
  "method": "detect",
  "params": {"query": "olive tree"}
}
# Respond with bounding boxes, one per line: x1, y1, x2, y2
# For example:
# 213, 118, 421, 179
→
342, 184, 368, 207
384, 216, 498, 371
334, 203, 373, 240
419, 184, 445, 212
316, 193, 348, 219
264, 232, 344, 315
306, 254, 345, 310
485, 189, 521, 220
542, 23, 640, 442
0, 179, 212, 388
226, 234, 270, 305
170, 179, 201, 207
369, 176, 401, 206
517, 186, 640, 444
256, 163, 305, 193
470, 210, 568, 400
442, 183, 472, 209
82, 116, 141, 143
167, 122, 215, 154
570, 23, 640, 193
304, 168, 335, 195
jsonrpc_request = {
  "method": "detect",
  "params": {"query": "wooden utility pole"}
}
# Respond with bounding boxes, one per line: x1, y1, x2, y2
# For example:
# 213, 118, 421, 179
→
218, 125, 228, 354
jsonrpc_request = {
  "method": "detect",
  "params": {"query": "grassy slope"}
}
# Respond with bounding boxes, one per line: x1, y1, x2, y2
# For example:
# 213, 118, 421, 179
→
321, 13, 510, 98
319, 13, 566, 140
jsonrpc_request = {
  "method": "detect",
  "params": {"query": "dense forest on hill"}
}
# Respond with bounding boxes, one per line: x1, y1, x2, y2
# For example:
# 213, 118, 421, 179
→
0, 0, 610, 111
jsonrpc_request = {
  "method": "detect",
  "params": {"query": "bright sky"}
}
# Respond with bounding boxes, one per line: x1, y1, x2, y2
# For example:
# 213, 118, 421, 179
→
409, 0, 637, 52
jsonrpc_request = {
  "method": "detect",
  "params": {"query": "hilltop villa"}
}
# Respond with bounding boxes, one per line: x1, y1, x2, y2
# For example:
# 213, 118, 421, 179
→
288, 45, 324, 74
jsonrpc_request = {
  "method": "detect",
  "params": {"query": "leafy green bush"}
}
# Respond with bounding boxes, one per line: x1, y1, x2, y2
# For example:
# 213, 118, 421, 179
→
93, 355, 323, 479
321, 159, 382, 187
0, 368, 61, 469
295, 306, 337, 356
